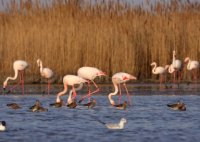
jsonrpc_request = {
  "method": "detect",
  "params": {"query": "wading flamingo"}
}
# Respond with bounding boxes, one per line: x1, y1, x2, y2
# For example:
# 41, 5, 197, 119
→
56, 75, 88, 105
184, 57, 199, 81
108, 72, 137, 106
170, 50, 182, 83
151, 62, 169, 84
37, 59, 54, 95
77, 67, 106, 103
3, 60, 28, 95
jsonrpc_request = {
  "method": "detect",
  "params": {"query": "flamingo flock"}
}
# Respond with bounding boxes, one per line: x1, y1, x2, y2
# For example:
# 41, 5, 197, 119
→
2, 50, 200, 109
151, 50, 199, 85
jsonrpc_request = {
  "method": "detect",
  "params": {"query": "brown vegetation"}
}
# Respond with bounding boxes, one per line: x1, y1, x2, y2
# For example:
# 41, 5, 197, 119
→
0, 0, 200, 83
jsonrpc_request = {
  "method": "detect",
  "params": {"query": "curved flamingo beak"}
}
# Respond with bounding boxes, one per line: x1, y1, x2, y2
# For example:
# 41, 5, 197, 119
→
130, 75, 137, 80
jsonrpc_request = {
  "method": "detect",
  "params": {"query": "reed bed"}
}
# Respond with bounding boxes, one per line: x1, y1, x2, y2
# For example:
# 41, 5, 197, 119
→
0, 0, 200, 83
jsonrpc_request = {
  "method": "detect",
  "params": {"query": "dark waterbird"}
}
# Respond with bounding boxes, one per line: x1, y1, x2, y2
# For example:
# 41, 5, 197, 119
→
167, 100, 186, 111
113, 101, 127, 110
7, 103, 21, 109
29, 100, 48, 112
82, 99, 96, 109
67, 101, 77, 109
50, 99, 64, 108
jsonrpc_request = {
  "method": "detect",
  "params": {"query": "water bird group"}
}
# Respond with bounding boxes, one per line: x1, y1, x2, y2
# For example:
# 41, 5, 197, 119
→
151, 50, 200, 85
2, 50, 192, 129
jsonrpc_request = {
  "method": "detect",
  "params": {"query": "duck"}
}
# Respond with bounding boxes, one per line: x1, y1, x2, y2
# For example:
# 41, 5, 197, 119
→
167, 100, 186, 111
29, 100, 41, 110
29, 100, 48, 112
49, 99, 64, 108
0, 121, 6, 131
113, 101, 127, 110
67, 101, 77, 109
82, 99, 96, 109
7, 103, 21, 109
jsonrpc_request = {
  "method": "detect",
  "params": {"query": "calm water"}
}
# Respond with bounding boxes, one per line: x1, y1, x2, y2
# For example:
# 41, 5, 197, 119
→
0, 83, 200, 142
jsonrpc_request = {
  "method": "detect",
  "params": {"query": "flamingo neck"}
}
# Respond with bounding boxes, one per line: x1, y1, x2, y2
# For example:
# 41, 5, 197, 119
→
3, 69, 18, 87
56, 84, 68, 103
39, 61, 43, 73
152, 63, 157, 74
187, 59, 191, 70
172, 52, 176, 64
168, 65, 175, 73
108, 82, 118, 105
67, 91, 73, 104
69, 83, 83, 96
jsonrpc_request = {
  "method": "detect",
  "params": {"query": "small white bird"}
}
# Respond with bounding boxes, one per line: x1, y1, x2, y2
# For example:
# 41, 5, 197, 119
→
0, 121, 6, 131
98, 118, 127, 130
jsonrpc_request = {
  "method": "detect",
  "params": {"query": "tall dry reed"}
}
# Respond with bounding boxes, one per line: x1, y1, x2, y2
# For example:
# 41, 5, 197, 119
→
0, 0, 200, 83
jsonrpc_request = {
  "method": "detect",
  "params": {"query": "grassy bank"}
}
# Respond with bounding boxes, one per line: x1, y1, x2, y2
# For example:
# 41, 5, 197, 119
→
0, 0, 200, 83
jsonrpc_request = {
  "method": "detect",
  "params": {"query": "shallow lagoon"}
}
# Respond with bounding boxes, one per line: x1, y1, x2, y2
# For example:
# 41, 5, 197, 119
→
0, 83, 200, 142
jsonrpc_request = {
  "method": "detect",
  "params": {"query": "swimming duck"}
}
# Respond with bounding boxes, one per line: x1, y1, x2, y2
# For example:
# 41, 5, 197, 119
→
30, 100, 48, 112
113, 101, 127, 110
83, 99, 96, 109
167, 100, 186, 111
67, 101, 77, 109
7, 103, 21, 109
0, 121, 6, 131
49, 99, 64, 108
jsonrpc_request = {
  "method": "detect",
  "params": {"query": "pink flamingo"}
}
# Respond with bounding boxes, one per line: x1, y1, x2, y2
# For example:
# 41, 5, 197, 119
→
171, 50, 182, 83
37, 59, 54, 95
77, 67, 106, 103
3, 60, 28, 95
108, 72, 137, 106
184, 57, 199, 81
151, 62, 169, 84
167, 51, 182, 87
56, 75, 88, 105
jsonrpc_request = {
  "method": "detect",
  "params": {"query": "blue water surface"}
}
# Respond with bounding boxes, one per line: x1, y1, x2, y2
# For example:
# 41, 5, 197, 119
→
0, 83, 200, 142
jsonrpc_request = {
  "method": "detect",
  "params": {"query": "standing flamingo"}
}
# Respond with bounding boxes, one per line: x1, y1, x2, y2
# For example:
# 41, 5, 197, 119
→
151, 62, 169, 84
108, 72, 137, 106
56, 75, 88, 105
170, 50, 182, 83
3, 60, 28, 95
77, 67, 106, 103
184, 57, 199, 81
37, 59, 54, 95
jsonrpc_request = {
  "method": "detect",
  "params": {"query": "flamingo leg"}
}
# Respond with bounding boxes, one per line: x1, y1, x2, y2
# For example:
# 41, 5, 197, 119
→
79, 81, 91, 103
72, 86, 77, 100
47, 80, 51, 96
159, 75, 161, 84
123, 83, 132, 105
80, 80, 100, 102
21, 71, 25, 95
173, 71, 176, 84
89, 80, 100, 95
118, 84, 121, 104
178, 70, 182, 83
8, 71, 24, 94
